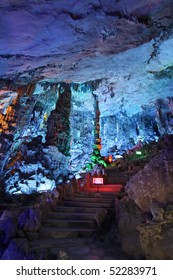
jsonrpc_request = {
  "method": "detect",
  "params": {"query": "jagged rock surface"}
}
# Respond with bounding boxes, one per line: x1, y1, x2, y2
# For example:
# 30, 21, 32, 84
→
114, 136, 173, 259
115, 196, 145, 259
125, 137, 173, 213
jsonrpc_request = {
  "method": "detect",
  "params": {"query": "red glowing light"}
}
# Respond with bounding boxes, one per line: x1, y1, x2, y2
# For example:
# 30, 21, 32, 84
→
108, 155, 113, 162
93, 178, 104, 184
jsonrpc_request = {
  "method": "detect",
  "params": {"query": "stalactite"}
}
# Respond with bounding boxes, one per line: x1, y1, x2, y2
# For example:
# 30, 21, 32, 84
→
0, 83, 37, 176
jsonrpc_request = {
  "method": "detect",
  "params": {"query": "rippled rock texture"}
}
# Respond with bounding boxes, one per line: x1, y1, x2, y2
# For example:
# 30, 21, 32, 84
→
125, 136, 173, 213
116, 135, 173, 259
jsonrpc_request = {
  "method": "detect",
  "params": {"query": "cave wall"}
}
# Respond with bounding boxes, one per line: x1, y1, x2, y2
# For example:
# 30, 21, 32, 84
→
0, 83, 68, 194
115, 135, 173, 259
100, 98, 173, 157
0, 83, 58, 172
0, 81, 97, 194
1, 75, 173, 195
90, 50, 173, 158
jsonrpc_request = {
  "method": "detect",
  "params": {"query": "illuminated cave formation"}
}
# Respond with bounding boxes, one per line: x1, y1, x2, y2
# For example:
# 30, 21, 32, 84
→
0, 0, 173, 260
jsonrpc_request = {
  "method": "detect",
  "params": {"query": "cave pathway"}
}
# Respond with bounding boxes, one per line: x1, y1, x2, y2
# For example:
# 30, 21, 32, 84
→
29, 191, 134, 260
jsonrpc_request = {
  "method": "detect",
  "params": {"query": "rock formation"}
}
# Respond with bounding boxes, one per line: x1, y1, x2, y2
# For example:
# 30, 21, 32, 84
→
115, 135, 173, 259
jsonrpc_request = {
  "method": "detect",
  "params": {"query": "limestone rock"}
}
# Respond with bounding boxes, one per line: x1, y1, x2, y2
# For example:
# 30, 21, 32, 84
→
42, 145, 69, 179
5, 172, 20, 194
0, 0, 172, 82
137, 221, 173, 259
37, 178, 55, 192
115, 196, 145, 235
1, 238, 29, 260
19, 162, 44, 174
0, 90, 18, 114
0, 210, 18, 245
95, 208, 108, 229
18, 208, 42, 232
121, 232, 142, 259
115, 196, 144, 258
125, 146, 173, 213
18, 182, 32, 195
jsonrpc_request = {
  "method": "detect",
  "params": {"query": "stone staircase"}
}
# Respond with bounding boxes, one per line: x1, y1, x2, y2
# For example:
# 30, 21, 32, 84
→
29, 191, 117, 259
86, 167, 129, 193
85, 184, 123, 193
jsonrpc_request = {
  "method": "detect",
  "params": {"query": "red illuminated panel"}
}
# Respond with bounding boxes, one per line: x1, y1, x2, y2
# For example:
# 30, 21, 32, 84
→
93, 178, 103, 184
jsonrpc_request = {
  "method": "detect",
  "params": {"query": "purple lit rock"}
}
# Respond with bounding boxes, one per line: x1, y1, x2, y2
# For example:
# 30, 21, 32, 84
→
1, 238, 29, 260
18, 208, 42, 232
0, 210, 18, 245
115, 196, 144, 258
125, 145, 173, 214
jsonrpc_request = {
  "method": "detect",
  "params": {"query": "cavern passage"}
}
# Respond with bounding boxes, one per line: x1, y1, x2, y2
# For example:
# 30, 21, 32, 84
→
0, 0, 173, 260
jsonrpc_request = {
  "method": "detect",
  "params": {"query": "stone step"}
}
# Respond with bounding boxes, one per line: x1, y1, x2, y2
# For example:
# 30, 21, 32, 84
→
74, 191, 117, 198
48, 212, 96, 220
29, 237, 92, 250
90, 184, 122, 190
84, 186, 122, 193
63, 196, 114, 203
93, 184, 123, 187
39, 227, 95, 239
43, 219, 96, 228
54, 206, 97, 214
58, 201, 114, 208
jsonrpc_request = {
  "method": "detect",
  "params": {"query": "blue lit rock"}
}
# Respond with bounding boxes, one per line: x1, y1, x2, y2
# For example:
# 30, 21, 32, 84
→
7, 174, 56, 195
99, 98, 173, 157
17, 182, 33, 195
0, 90, 18, 114
17, 84, 58, 143
42, 145, 69, 179
37, 178, 55, 193
19, 163, 44, 175
70, 85, 95, 171
5, 172, 20, 194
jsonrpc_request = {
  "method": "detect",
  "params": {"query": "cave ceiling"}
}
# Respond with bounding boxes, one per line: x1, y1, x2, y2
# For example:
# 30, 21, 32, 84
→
0, 0, 173, 115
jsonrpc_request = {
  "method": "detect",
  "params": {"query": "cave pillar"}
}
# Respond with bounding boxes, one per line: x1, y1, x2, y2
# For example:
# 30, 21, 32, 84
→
46, 83, 71, 156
